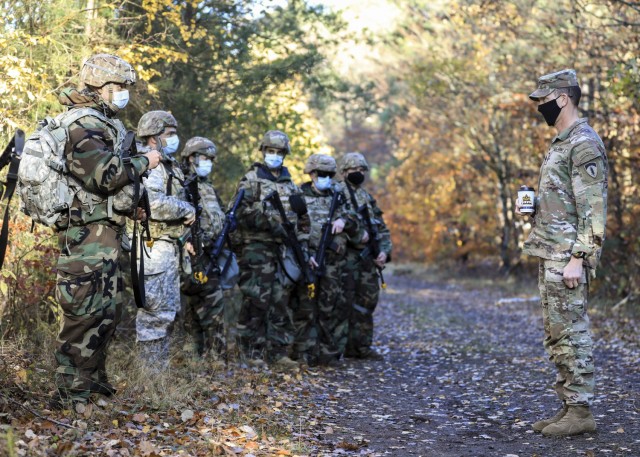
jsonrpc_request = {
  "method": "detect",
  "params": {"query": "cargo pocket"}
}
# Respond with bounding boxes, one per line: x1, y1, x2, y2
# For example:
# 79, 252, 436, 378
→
55, 270, 101, 316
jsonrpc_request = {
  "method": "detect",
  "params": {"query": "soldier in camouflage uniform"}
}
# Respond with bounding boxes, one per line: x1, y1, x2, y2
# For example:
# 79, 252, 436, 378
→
135, 111, 195, 370
51, 54, 161, 407
518, 69, 607, 437
233, 130, 305, 370
292, 154, 363, 366
339, 152, 392, 360
180, 137, 227, 358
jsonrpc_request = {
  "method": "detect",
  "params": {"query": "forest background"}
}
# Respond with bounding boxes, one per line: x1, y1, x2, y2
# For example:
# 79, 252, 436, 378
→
1, 0, 639, 333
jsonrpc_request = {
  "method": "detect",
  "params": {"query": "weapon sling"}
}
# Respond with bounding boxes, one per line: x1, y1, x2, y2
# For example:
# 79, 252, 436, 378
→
0, 130, 25, 270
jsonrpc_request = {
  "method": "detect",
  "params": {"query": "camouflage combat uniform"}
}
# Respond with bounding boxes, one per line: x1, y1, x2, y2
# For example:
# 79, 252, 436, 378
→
54, 84, 148, 403
136, 150, 194, 368
341, 158, 392, 358
525, 70, 608, 408
292, 180, 361, 365
180, 137, 227, 357
234, 162, 304, 363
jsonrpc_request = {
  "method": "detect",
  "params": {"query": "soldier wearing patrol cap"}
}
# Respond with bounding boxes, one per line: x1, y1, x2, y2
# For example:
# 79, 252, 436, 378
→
516, 69, 608, 436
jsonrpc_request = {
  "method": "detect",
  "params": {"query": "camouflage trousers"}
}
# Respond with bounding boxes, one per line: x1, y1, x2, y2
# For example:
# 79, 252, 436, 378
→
136, 240, 181, 368
182, 266, 226, 358
539, 260, 595, 406
236, 242, 295, 363
343, 248, 381, 358
292, 252, 349, 365
54, 224, 123, 402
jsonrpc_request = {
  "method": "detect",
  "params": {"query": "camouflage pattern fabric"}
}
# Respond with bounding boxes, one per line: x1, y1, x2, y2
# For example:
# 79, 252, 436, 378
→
523, 118, 608, 273
292, 182, 360, 364
54, 94, 149, 402
529, 69, 579, 100
136, 157, 194, 368
236, 242, 295, 362
234, 163, 304, 362
539, 260, 594, 406
181, 176, 227, 357
523, 116, 607, 409
341, 181, 392, 357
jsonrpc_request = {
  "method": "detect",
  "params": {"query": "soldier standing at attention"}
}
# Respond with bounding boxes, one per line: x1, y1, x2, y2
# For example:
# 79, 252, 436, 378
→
339, 152, 392, 361
50, 54, 161, 408
518, 69, 608, 437
135, 111, 195, 370
180, 137, 227, 359
233, 130, 304, 370
292, 154, 362, 366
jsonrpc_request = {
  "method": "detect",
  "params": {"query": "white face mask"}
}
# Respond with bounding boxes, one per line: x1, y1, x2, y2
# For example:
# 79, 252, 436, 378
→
196, 159, 213, 177
315, 175, 332, 191
111, 90, 129, 109
264, 153, 283, 169
162, 135, 180, 155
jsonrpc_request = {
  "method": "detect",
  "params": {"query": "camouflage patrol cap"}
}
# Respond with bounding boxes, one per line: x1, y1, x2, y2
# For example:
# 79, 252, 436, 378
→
80, 54, 136, 88
529, 69, 579, 100
304, 154, 337, 174
137, 111, 178, 138
339, 152, 369, 172
183, 136, 217, 158
259, 130, 291, 154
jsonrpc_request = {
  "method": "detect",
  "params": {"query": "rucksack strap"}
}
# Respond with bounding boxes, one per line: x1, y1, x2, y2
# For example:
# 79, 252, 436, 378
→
0, 130, 25, 270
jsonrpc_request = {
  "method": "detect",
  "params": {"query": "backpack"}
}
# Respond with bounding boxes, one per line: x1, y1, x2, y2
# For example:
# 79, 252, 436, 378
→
18, 107, 123, 227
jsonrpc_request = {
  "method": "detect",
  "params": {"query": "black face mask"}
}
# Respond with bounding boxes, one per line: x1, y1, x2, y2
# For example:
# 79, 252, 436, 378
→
347, 171, 365, 186
537, 97, 563, 126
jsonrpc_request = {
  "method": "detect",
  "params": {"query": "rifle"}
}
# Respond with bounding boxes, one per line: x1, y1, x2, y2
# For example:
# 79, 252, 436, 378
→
358, 204, 387, 289
0, 129, 25, 270
121, 130, 154, 308
181, 173, 208, 284
313, 189, 343, 279
263, 191, 315, 298
197, 188, 245, 282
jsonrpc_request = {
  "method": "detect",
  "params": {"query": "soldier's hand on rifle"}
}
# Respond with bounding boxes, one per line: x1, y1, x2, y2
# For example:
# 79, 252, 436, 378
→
133, 207, 147, 222
144, 150, 162, 170
185, 241, 196, 256
331, 218, 346, 234
309, 256, 319, 269
184, 212, 196, 226
374, 251, 387, 268
361, 230, 370, 244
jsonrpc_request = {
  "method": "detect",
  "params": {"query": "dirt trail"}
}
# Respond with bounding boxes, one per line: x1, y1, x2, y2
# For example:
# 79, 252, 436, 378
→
302, 273, 640, 457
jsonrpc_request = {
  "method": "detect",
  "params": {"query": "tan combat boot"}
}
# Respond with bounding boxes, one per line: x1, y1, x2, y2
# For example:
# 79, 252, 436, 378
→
541, 405, 596, 437
532, 404, 568, 432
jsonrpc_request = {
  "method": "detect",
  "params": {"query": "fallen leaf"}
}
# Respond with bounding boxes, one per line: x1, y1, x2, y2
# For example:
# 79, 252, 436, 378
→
181, 409, 194, 422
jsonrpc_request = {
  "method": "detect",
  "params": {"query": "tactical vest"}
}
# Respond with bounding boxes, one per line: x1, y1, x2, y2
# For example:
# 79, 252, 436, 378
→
148, 159, 189, 240
301, 183, 349, 253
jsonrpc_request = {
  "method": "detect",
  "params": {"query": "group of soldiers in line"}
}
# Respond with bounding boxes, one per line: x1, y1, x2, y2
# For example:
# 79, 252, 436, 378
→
47, 54, 392, 409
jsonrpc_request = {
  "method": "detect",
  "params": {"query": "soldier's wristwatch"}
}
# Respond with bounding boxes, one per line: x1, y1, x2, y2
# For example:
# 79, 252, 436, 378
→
571, 251, 586, 259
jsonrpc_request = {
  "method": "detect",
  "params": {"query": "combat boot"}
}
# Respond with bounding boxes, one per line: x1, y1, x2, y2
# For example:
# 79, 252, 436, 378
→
541, 405, 596, 437
532, 404, 568, 432
271, 356, 299, 372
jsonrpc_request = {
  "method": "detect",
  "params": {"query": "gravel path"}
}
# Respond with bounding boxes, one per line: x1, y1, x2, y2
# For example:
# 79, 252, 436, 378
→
301, 272, 640, 457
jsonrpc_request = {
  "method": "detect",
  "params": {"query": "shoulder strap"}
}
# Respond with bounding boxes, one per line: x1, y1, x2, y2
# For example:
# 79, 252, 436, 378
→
345, 182, 359, 210
0, 130, 25, 270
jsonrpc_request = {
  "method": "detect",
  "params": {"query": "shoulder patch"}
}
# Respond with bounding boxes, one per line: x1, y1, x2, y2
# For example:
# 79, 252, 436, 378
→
572, 141, 601, 167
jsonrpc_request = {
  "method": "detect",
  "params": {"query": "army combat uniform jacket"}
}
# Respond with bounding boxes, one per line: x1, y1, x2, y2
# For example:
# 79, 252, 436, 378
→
523, 118, 608, 274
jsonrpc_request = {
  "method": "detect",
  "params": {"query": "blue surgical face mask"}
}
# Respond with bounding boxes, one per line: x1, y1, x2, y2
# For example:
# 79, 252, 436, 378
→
111, 90, 129, 110
315, 176, 332, 191
196, 159, 213, 177
162, 135, 180, 155
264, 153, 284, 169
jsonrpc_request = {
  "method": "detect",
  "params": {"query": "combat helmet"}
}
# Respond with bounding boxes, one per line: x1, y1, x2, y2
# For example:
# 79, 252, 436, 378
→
304, 154, 337, 174
80, 54, 136, 88
183, 137, 217, 158
339, 152, 369, 172
259, 130, 291, 154
137, 111, 178, 138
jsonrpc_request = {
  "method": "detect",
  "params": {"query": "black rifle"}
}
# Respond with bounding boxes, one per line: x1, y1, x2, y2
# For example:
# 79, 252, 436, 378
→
313, 189, 343, 279
121, 130, 153, 308
181, 172, 207, 284
0, 129, 24, 270
199, 188, 245, 281
358, 204, 387, 289
263, 191, 315, 298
